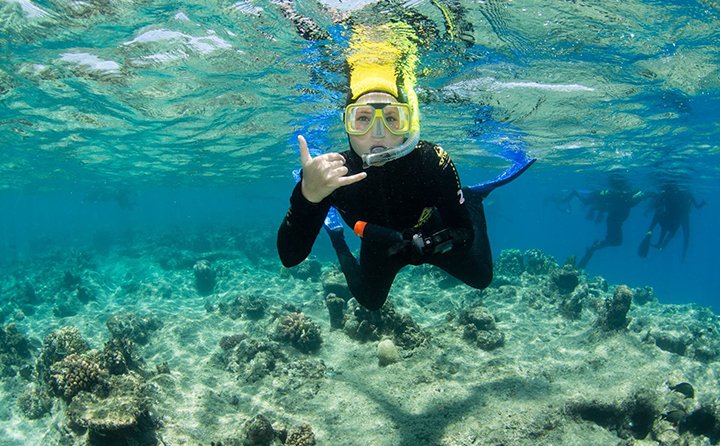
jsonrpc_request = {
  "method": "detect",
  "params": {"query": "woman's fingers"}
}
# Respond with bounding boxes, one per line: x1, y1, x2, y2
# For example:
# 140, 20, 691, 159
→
297, 135, 365, 199
298, 135, 311, 166
326, 159, 346, 170
336, 172, 367, 187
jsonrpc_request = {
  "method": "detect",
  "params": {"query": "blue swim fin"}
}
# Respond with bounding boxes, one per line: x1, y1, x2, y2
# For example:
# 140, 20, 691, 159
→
323, 206, 344, 233
466, 158, 536, 200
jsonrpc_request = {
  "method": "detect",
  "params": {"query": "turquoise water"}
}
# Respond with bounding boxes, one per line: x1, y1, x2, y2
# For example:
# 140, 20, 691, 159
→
2, 0, 717, 308
1, 1, 720, 444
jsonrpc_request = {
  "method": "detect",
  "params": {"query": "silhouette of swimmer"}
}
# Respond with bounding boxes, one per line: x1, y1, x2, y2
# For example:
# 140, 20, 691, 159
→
564, 171, 646, 269
638, 181, 706, 260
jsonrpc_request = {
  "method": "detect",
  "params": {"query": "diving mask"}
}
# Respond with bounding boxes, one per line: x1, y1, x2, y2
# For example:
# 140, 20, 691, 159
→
344, 102, 411, 136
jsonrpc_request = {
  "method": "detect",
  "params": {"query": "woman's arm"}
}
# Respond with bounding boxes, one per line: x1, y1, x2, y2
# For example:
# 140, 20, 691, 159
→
430, 145, 475, 247
277, 182, 330, 267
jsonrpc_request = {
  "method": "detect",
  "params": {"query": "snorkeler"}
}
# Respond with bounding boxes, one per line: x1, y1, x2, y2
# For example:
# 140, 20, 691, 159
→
565, 170, 646, 269
277, 24, 496, 310
638, 181, 706, 260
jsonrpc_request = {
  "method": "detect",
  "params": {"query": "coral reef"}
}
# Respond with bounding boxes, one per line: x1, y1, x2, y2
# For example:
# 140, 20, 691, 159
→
275, 312, 323, 354
194, 259, 216, 295
214, 415, 313, 446
632, 305, 720, 362
633, 286, 657, 305
287, 257, 321, 281
494, 249, 559, 284
524, 248, 558, 275
0, 323, 34, 378
102, 336, 137, 375
216, 335, 286, 382
5, 236, 720, 446
559, 283, 588, 320
216, 294, 268, 320
550, 264, 581, 295
343, 301, 428, 349
457, 306, 505, 351
18, 322, 158, 446
16, 385, 53, 419
244, 414, 276, 446
106, 312, 163, 345
66, 372, 157, 445
36, 326, 90, 384
567, 383, 720, 444
11, 281, 41, 316
285, 424, 316, 446
596, 285, 633, 331
325, 293, 346, 329
49, 353, 107, 401
494, 249, 525, 279
62, 270, 82, 290
155, 247, 196, 271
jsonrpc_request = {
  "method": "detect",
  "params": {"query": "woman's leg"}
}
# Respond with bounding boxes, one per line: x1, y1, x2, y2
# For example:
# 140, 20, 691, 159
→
329, 232, 405, 310
429, 200, 493, 289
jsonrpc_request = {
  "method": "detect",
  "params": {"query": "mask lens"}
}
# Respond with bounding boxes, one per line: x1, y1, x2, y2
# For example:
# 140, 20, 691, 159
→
346, 105, 377, 135
345, 103, 411, 136
382, 105, 410, 135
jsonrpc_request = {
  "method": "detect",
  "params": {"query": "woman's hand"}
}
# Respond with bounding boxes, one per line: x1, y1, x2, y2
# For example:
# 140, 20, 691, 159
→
298, 135, 367, 203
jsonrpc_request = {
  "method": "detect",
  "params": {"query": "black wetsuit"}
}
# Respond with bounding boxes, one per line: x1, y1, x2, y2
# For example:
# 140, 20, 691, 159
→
277, 141, 492, 310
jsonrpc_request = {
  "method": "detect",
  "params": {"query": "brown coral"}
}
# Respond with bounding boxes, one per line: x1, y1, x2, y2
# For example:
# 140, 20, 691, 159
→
36, 326, 90, 384
49, 354, 106, 401
285, 424, 316, 446
276, 312, 322, 353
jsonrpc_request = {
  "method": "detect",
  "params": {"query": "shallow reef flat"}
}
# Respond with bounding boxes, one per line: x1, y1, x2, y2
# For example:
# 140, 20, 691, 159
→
0, 229, 719, 446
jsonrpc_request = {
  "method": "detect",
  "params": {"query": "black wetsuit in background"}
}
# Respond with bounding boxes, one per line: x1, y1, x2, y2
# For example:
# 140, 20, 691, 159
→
277, 141, 492, 310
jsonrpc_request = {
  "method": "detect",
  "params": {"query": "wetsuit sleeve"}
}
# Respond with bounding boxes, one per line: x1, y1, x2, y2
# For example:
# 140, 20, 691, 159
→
430, 146, 474, 246
277, 181, 331, 268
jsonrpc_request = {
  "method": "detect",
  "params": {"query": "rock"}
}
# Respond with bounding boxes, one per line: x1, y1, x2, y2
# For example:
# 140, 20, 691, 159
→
458, 306, 505, 351
596, 285, 633, 331
551, 264, 580, 294
244, 414, 275, 446
377, 339, 400, 367
325, 293, 346, 329
194, 259, 216, 295
560, 283, 588, 320
67, 372, 150, 434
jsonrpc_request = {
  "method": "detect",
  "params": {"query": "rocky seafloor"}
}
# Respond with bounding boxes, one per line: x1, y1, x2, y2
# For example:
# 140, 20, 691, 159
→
1, 227, 719, 446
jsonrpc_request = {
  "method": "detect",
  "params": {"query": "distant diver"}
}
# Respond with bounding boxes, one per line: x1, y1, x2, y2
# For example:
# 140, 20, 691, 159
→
564, 170, 646, 269
638, 180, 706, 260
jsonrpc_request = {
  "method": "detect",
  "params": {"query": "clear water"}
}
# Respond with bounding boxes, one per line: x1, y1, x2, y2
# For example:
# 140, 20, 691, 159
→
1, 0, 718, 314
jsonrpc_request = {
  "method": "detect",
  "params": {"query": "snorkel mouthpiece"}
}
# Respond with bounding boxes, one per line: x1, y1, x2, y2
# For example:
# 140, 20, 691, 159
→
361, 131, 420, 168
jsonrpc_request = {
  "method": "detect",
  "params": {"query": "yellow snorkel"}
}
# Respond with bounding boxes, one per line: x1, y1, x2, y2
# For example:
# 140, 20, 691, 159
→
346, 23, 420, 168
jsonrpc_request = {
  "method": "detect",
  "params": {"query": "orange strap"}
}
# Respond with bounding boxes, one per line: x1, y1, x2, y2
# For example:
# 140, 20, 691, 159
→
354, 220, 368, 238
